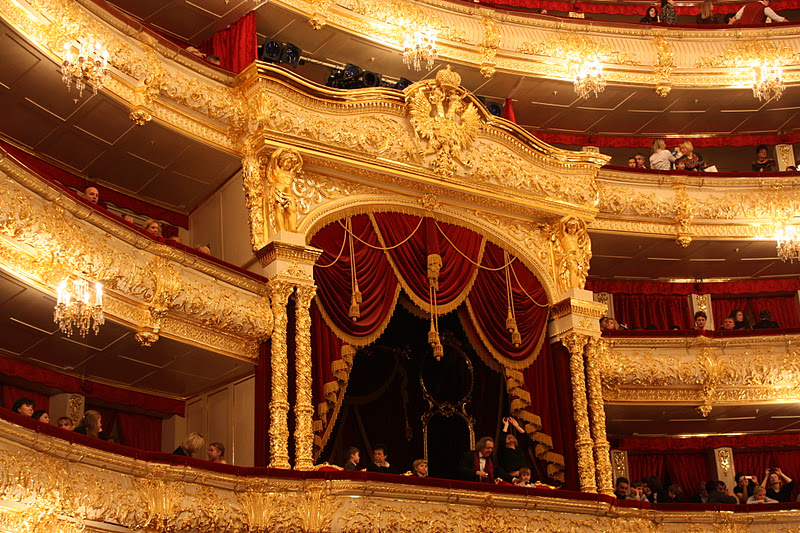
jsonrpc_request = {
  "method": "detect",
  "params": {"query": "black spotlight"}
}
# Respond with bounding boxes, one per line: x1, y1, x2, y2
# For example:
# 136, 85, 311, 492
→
361, 71, 382, 87
394, 77, 412, 90
487, 102, 503, 117
260, 39, 283, 62
342, 63, 362, 78
280, 43, 302, 67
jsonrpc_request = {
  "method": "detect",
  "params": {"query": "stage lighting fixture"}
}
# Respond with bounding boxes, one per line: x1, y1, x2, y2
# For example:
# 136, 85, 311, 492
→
394, 78, 412, 90
362, 71, 382, 87
260, 39, 283, 62
487, 102, 503, 116
281, 43, 302, 67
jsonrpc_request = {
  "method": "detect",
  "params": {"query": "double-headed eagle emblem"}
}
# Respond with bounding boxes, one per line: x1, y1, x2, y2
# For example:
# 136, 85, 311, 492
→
406, 66, 481, 177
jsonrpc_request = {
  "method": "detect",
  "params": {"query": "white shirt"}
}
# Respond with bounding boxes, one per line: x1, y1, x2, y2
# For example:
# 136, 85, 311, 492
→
734, 1, 786, 22
479, 456, 487, 471
650, 149, 676, 170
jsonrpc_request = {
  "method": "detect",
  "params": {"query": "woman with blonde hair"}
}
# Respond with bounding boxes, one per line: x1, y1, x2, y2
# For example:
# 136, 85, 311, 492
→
697, 1, 719, 23
74, 410, 108, 440
677, 141, 707, 171
650, 139, 675, 170
142, 218, 162, 237
173, 432, 205, 457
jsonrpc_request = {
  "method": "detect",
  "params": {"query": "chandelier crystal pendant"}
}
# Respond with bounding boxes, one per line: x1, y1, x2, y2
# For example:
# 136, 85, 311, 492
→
752, 65, 784, 102
54, 279, 105, 336
62, 41, 109, 97
403, 30, 438, 71
776, 225, 800, 263
572, 60, 606, 99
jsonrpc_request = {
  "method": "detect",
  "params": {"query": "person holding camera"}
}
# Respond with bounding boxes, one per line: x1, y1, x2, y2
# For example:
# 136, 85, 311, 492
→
762, 467, 793, 502
734, 472, 758, 504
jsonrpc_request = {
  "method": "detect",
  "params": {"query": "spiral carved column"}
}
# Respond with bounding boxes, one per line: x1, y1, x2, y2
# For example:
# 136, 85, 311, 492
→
267, 279, 294, 469
562, 332, 597, 493
584, 337, 614, 496
293, 283, 317, 470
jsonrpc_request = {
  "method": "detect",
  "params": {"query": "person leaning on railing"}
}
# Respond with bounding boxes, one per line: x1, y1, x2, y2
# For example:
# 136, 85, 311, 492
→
728, 0, 787, 23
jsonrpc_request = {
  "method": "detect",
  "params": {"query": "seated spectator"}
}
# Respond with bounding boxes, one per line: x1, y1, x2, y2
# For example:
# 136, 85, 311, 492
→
206, 55, 222, 66
678, 141, 707, 171
753, 310, 779, 329
723, 12, 735, 23
614, 476, 630, 499
734, 472, 757, 503
11, 397, 34, 416
650, 139, 675, 170
627, 157, 637, 168
366, 444, 399, 474
645, 476, 668, 503
196, 244, 212, 255
186, 46, 206, 59
600, 317, 623, 330
661, 0, 678, 23
634, 153, 648, 169
730, 309, 749, 329
74, 410, 108, 441
689, 481, 709, 503
749, 485, 778, 503
787, 166, 798, 172
457, 436, 513, 483
516, 467, 534, 487
84, 186, 100, 204
412, 458, 428, 477
208, 442, 227, 464
706, 480, 737, 504
763, 467, 793, 502
666, 484, 684, 503
729, 0, 787, 24
629, 480, 648, 501
173, 432, 205, 457
696, 0, 719, 23
143, 219, 162, 237
675, 157, 687, 171
57, 416, 74, 430
498, 416, 530, 477
752, 145, 777, 172
640, 6, 660, 22
32, 410, 50, 424
343, 446, 360, 470
694, 311, 708, 330
669, 325, 681, 330
719, 317, 736, 330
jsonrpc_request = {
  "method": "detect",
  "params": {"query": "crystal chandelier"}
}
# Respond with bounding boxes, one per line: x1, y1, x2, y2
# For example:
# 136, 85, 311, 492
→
776, 225, 800, 262
752, 64, 784, 102
54, 279, 105, 336
403, 30, 438, 71
62, 41, 109, 97
573, 60, 606, 99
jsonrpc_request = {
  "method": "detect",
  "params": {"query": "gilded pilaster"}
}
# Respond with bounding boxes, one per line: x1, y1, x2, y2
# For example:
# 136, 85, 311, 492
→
584, 337, 613, 496
294, 283, 318, 470
268, 279, 295, 469
562, 332, 597, 493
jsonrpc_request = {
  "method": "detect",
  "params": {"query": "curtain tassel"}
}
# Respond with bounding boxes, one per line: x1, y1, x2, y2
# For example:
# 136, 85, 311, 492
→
348, 284, 362, 321
511, 328, 521, 347
428, 321, 443, 360
505, 307, 516, 333
427, 253, 442, 291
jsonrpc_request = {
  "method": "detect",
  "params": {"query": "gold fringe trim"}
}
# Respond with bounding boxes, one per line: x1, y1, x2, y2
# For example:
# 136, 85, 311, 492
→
313, 284, 401, 347
458, 310, 503, 373
313, 344, 356, 458
370, 213, 485, 316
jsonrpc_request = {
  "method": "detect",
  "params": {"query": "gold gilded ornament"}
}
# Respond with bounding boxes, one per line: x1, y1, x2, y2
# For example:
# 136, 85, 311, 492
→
552, 216, 591, 294
266, 148, 304, 236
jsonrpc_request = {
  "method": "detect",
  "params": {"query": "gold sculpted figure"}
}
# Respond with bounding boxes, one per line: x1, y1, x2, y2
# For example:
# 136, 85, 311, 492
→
553, 216, 591, 293
266, 148, 303, 235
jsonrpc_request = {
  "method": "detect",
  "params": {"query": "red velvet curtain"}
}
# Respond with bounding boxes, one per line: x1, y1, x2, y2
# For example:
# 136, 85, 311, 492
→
199, 12, 257, 72
116, 412, 163, 451
664, 453, 711, 498
617, 434, 800, 450
733, 451, 772, 480
712, 295, 799, 329
533, 129, 800, 148
587, 278, 800, 296
628, 454, 665, 484
461, 0, 800, 16
1, 385, 50, 414
613, 293, 692, 330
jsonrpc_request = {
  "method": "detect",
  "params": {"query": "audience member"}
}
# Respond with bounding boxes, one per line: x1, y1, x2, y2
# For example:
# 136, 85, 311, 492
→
343, 446, 360, 470
661, 0, 678, 23
696, 0, 719, 23
57, 416, 74, 430
196, 244, 212, 255
719, 317, 735, 330
600, 317, 623, 330
11, 397, 34, 416
753, 310, 779, 329
723, 12, 736, 23
123, 214, 136, 224
730, 309, 749, 329
729, 0, 787, 23
173, 432, 205, 457
412, 458, 428, 477
84, 186, 100, 204
32, 410, 50, 424
614, 476, 630, 499
206, 55, 222, 66
645, 476, 669, 503
186, 46, 206, 59
666, 484, 684, 503
74, 410, 108, 440
678, 141, 707, 171
634, 153, 648, 169
498, 416, 531, 477
457, 436, 513, 483
629, 480, 648, 501
627, 157, 637, 168
675, 157, 687, 171
640, 6, 660, 22
694, 311, 707, 330
366, 444, 399, 474
650, 139, 675, 170
749, 485, 778, 503
669, 325, 681, 330
787, 166, 798, 171
734, 472, 757, 503
752, 145, 777, 172
516, 467, 534, 487
208, 442, 227, 464
689, 481, 709, 503
706, 480, 737, 503
762, 467, 793, 502
143, 219, 162, 237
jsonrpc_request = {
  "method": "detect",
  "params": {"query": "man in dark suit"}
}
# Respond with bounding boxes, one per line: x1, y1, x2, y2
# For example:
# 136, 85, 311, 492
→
343, 446, 360, 470
457, 436, 514, 483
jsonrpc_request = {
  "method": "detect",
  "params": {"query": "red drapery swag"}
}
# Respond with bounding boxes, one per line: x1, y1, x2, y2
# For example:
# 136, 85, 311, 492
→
616, 434, 800, 451
612, 293, 692, 330
586, 278, 800, 296
200, 12, 257, 73
309, 213, 567, 482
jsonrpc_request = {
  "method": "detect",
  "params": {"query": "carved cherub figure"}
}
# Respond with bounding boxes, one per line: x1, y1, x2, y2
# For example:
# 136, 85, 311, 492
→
554, 216, 591, 293
265, 148, 303, 234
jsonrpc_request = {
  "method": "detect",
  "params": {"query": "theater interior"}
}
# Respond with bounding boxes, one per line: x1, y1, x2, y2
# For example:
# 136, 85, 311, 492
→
0, 0, 800, 531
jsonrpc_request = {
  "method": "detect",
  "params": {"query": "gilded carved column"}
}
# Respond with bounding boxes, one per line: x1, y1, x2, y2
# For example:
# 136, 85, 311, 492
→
562, 332, 597, 493
584, 337, 614, 496
268, 279, 295, 469
294, 283, 317, 470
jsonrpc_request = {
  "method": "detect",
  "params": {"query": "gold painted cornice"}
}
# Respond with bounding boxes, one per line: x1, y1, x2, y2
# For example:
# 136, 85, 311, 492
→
3, 418, 800, 532
0, 149, 272, 360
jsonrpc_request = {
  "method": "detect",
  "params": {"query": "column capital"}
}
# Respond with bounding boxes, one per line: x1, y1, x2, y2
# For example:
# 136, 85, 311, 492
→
548, 290, 606, 344
257, 235, 322, 281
